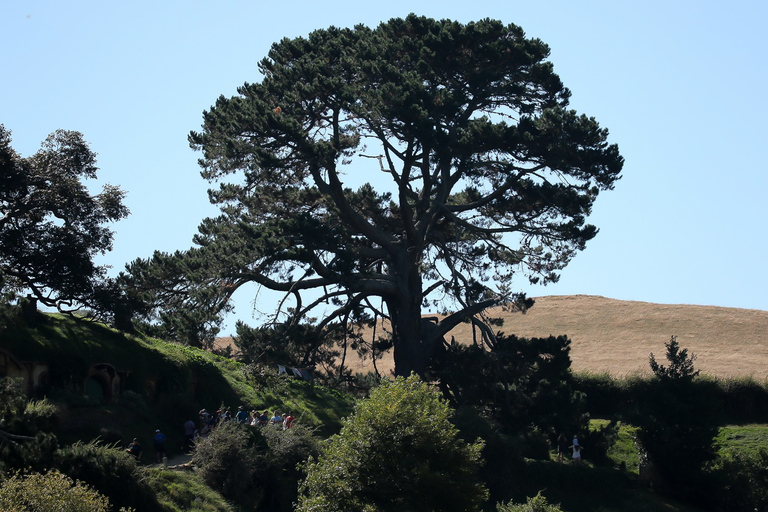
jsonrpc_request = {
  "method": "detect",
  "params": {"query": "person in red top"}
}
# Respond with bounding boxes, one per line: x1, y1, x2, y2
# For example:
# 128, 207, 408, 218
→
283, 413, 295, 430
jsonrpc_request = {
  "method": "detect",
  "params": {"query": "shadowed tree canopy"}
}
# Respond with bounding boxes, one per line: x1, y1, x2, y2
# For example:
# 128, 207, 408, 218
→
0, 125, 128, 314
127, 15, 623, 375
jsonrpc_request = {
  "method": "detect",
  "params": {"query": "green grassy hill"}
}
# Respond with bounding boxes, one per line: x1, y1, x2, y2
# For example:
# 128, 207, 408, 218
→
0, 312, 353, 450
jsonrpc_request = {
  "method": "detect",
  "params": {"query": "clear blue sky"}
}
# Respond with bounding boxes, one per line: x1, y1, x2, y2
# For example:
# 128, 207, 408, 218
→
2, 1, 767, 334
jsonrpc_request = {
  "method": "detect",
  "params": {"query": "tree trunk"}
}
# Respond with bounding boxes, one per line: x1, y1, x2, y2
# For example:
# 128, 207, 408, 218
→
388, 251, 439, 377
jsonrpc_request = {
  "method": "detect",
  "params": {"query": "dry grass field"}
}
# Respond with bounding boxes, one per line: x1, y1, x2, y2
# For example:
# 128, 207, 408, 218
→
217, 295, 768, 379
339, 295, 768, 379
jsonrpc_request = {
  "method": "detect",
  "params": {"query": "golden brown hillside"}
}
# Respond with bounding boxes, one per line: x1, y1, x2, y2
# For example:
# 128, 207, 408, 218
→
340, 295, 768, 379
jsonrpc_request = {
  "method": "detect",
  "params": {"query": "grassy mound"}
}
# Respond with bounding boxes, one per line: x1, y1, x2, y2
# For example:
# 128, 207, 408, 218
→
1, 313, 353, 450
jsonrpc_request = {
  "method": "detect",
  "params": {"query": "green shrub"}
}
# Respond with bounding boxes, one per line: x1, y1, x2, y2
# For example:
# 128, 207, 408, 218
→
191, 421, 262, 505
715, 377, 768, 424
0, 469, 118, 512
256, 424, 321, 512
118, 390, 152, 419
0, 378, 59, 474
297, 375, 488, 512
0, 378, 26, 424
23, 398, 58, 431
142, 467, 235, 512
708, 447, 768, 511
452, 405, 524, 504
55, 440, 162, 512
497, 492, 565, 512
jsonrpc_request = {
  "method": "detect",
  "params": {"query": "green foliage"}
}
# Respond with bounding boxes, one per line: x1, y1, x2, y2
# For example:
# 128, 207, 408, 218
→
713, 376, 768, 423
0, 469, 119, 512
131, 14, 623, 378
23, 398, 58, 429
297, 375, 488, 512
604, 422, 641, 475
497, 492, 565, 512
576, 372, 768, 426
648, 335, 699, 383
0, 378, 26, 425
633, 339, 719, 501
54, 440, 162, 512
255, 425, 321, 512
435, 334, 587, 444
501, 460, 636, 512
708, 447, 768, 511
142, 468, 235, 512
0, 377, 59, 474
0, 124, 129, 315
191, 421, 262, 505
233, 321, 342, 382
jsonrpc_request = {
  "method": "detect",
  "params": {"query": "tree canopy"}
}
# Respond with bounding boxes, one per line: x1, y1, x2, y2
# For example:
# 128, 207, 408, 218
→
127, 15, 623, 374
0, 125, 128, 314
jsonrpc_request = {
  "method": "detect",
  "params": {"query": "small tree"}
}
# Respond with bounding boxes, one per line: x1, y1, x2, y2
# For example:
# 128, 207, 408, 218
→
635, 336, 718, 501
297, 375, 488, 512
648, 335, 699, 382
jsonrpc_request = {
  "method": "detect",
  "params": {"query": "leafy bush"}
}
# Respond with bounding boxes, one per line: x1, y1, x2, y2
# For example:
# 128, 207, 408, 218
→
142, 467, 235, 512
55, 440, 162, 512
0, 378, 59, 473
715, 377, 768, 424
191, 421, 262, 505
0, 469, 118, 512
256, 424, 321, 512
433, 334, 588, 440
0, 378, 26, 424
297, 375, 488, 512
708, 448, 768, 512
497, 492, 565, 512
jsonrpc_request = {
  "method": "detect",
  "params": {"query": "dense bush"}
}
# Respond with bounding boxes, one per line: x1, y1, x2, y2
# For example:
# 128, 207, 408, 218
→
0, 378, 59, 473
715, 377, 768, 424
55, 440, 162, 512
576, 372, 768, 426
497, 493, 565, 512
433, 334, 588, 444
192, 421, 262, 505
708, 448, 768, 512
142, 467, 235, 512
0, 470, 118, 512
298, 375, 488, 512
256, 424, 321, 512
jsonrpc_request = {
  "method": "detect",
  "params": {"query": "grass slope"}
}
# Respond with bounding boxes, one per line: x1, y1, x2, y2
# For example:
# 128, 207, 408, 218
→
1, 313, 353, 447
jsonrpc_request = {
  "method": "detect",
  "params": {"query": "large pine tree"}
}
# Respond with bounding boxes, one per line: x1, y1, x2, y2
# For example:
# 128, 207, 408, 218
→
128, 15, 623, 375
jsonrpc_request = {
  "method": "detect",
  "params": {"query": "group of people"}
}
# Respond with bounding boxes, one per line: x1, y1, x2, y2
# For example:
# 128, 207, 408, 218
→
557, 433, 583, 465
124, 406, 297, 464
196, 406, 296, 435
